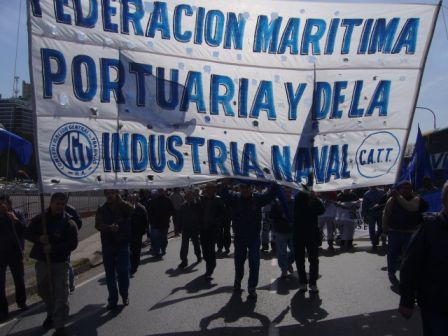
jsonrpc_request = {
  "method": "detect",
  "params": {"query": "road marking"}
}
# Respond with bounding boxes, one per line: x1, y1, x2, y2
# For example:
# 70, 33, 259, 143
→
76, 271, 105, 289
270, 278, 277, 294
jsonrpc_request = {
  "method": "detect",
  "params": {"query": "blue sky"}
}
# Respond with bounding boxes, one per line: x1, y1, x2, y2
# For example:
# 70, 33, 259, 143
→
1, 0, 447, 143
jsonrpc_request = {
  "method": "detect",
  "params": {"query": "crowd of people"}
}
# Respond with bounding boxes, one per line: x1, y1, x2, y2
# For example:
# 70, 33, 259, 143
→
0, 177, 447, 336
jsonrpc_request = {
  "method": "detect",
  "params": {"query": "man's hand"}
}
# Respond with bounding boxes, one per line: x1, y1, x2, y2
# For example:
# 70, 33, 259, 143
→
43, 244, 52, 254
39, 235, 49, 244
399, 305, 414, 319
7, 211, 18, 222
110, 224, 119, 232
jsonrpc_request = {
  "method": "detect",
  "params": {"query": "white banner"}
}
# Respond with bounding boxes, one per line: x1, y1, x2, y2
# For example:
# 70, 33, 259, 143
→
28, 0, 440, 191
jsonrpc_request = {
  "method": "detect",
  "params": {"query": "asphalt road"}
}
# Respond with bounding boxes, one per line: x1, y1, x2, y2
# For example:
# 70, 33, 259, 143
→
1, 232, 422, 336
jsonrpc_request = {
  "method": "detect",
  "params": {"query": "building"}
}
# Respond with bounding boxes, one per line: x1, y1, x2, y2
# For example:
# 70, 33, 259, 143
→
0, 97, 33, 135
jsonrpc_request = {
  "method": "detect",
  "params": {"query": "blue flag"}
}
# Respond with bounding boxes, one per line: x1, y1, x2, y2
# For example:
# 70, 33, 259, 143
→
399, 126, 433, 189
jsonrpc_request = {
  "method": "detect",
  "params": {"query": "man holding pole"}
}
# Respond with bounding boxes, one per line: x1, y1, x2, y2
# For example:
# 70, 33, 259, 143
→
26, 193, 78, 336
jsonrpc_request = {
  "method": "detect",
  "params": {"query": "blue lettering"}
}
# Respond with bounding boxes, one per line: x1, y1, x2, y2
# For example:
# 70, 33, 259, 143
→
55, 0, 71, 24
129, 63, 152, 106
366, 80, 390, 116
392, 18, 419, 54
167, 135, 184, 172
224, 13, 246, 50
208, 139, 230, 175
250, 81, 276, 120
185, 136, 205, 173
369, 18, 400, 54
102, 133, 111, 172
146, 1, 170, 39
205, 10, 224, 47
313, 146, 329, 184
272, 145, 293, 182
100, 58, 125, 103
230, 141, 243, 175
74, 0, 98, 28
325, 18, 340, 55
242, 143, 264, 178
313, 82, 331, 119
121, 0, 144, 35
341, 19, 363, 54
174, 4, 193, 42
194, 7, 205, 44
238, 78, 249, 118
31, 0, 42, 17
149, 134, 166, 173
211, 74, 235, 116
112, 133, 130, 172
181, 71, 206, 112
157, 68, 180, 110
253, 15, 283, 53
330, 81, 348, 119
278, 18, 300, 54
348, 81, 364, 117
131, 133, 148, 172
72, 55, 97, 102
102, 0, 119, 33
326, 145, 340, 182
301, 19, 326, 55
41, 48, 67, 99
286, 83, 307, 120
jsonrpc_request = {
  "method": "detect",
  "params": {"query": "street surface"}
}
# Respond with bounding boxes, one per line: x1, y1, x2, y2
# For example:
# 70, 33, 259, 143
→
1, 231, 421, 336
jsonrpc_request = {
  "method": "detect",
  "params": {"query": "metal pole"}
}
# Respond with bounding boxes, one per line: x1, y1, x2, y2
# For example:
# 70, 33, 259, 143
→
416, 106, 437, 130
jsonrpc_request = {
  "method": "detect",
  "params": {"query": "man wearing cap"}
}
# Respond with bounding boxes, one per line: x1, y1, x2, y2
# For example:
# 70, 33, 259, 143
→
382, 180, 428, 285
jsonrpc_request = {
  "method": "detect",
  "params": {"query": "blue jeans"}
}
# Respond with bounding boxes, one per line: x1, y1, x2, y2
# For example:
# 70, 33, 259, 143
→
234, 235, 261, 290
151, 227, 168, 254
275, 232, 294, 272
367, 213, 383, 246
102, 244, 130, 304
387, 231, 412, 275
421, 309, 448, 336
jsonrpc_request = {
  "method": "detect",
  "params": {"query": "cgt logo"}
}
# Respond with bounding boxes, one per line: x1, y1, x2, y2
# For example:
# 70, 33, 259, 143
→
49, 123, 100, 179
355, 131, 401, 179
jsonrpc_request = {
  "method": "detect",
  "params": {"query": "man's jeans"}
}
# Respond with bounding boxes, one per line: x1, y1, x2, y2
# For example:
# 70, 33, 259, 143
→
366, 213, 383, 246
387, 231, 412, 275
275, 232, 294, 273
151, 227, 169, 254
102, 244, 130, 304
234, 235, 261, 290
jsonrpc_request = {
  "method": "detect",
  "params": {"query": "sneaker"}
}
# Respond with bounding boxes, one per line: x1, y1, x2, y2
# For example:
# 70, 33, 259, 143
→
298, 283, 307, 292
122, 297, 129, 306
288, 265, 294, 274
196, 256, 202, 263
53, 327, 67, 336
309, 284, 319, 293
225, 248, 230, 254
247, 289, 257, 300
216, 249, 223, 254
261, 244, 269, 252
161, 249, 166, 256
204, 273, 213, 280
178, 261, 188, 269
281, 271, 288, 278
69, 285, 75, 293
42, 316, 53, 329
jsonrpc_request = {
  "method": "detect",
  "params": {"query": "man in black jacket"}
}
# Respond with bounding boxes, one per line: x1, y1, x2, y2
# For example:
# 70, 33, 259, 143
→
96, 189, 133, 309
220, 181, 277, 299
178, 189, 202, 269
128, 193, 148, 276
399, 181, 448, 336
293, 189, 325, 293
26, 193, 78, 336
148, 189, 174, 257
0, 195, 27, 323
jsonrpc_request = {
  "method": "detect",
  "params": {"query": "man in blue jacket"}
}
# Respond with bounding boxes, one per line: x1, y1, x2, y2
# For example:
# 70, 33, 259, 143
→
399, 181, 448, 336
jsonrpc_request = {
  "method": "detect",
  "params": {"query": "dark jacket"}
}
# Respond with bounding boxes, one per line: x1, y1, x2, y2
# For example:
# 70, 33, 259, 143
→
0, 214, 23, 258
95, 198, 134, 245
26, 210, 78, 263
220, 185, 277, 238
131, 203, 148, 239
65, 204, 83, 230
179, 201, 202, 233
293, 191, 326, 239
199, 196, 227, 232
400, 212, 448, 314
148, 196, 174, 229
270, 199, 294, 234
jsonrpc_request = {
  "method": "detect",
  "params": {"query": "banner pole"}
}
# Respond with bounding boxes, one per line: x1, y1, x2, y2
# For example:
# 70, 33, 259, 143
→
26, 0, 53, 300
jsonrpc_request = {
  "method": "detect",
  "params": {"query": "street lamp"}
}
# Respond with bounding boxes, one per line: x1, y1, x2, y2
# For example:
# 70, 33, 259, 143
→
415, 106, 437, 130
